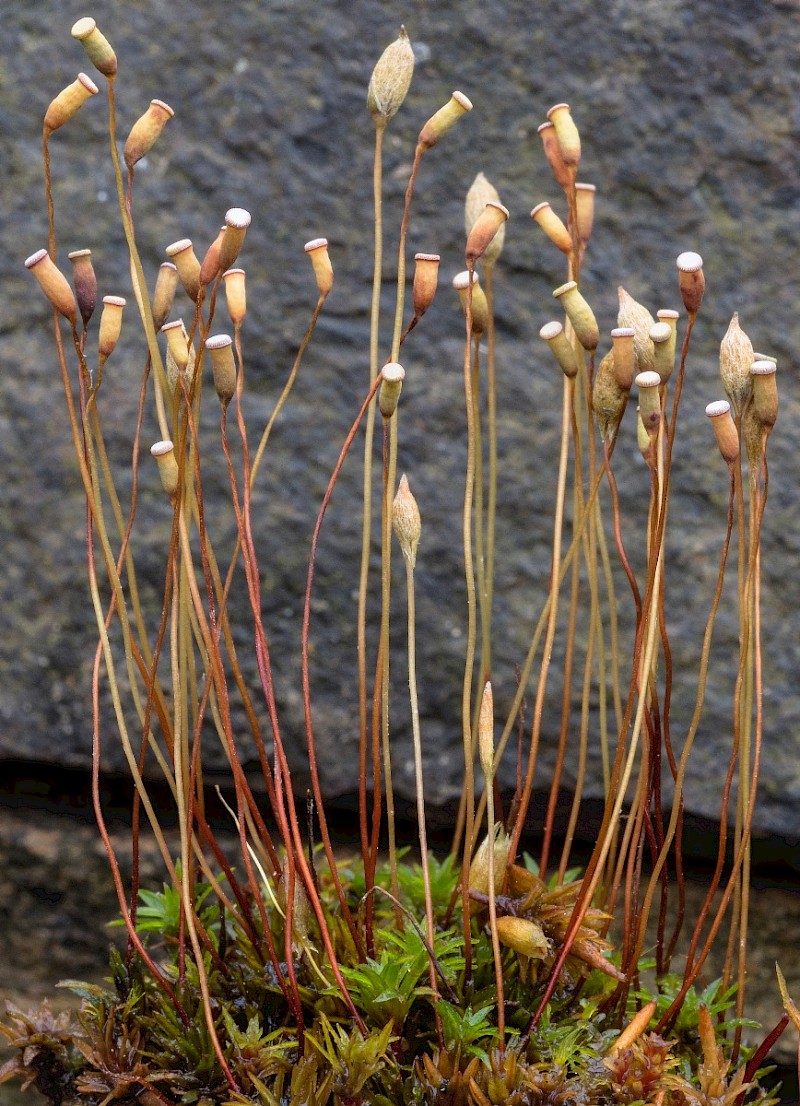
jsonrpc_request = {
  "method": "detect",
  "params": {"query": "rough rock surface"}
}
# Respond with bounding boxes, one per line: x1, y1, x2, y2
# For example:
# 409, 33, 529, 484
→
1, 0, 800, 839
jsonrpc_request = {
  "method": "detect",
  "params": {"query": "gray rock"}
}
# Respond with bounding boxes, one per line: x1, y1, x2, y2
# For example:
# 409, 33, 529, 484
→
1, 0, 799, 839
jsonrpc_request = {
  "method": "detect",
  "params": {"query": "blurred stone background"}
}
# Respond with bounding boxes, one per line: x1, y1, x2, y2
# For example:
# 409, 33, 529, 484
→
1, 0, 799, 1089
